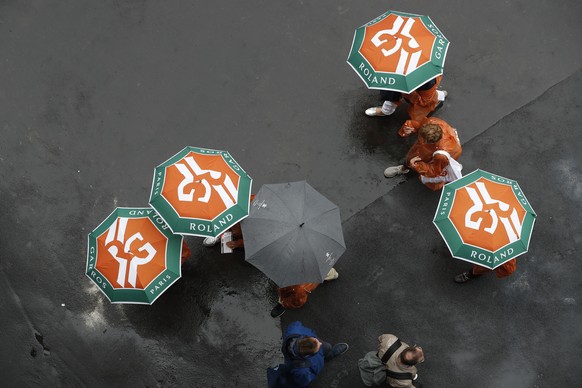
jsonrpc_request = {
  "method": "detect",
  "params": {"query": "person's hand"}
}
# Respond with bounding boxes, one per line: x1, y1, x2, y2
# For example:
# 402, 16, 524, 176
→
402, 125, 415, 135
226, 240, 244, 249
410, 156, 422, 165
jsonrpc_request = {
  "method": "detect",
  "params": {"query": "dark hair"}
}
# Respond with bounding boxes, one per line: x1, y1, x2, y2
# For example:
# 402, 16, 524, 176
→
297, 337, 319, 356
400, 347, 420, 366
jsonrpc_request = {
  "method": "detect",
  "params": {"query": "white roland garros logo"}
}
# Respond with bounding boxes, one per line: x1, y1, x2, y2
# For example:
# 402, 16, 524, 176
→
175, 156, 238, 208
371, 16, 422, 75
464, 182, 523, 243
105, 218, 156, 288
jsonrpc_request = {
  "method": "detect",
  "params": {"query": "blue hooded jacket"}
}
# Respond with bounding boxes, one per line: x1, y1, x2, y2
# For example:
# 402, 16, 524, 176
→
282, 321, 325, 387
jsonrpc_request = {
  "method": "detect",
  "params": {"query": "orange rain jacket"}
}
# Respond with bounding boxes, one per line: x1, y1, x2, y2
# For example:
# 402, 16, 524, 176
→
181, 241, 191, 265
472, 259, 517, 278
402, 75, 442, 122
278, 283, 320, 309
400, 117, 462, 191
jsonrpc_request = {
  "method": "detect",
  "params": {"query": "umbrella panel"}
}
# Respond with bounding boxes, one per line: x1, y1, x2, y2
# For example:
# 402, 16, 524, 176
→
448, 179, 528, 251
95, 217, 169, 290
150, 147, 253, 237
347, 10, 449, 92
161, 152, 242, 220
87, 207, 184, 304
245, 226, 343, 287
360, 15, 434, 74
242, 181, 346, 287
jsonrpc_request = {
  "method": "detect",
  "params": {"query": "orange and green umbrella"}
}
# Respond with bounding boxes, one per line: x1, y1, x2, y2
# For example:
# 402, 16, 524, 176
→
347, 10, 449, 93
149, 146, 252, 237
86, 207, 184, 304
433, 170, 536, 270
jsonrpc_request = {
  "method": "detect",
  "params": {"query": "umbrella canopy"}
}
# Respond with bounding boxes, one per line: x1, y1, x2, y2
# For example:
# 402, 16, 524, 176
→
149, 146, 252, 237
86, 207, 184, 304
241, 181, 346, 287
347, 10, 449, 93
433, 170, 536, 270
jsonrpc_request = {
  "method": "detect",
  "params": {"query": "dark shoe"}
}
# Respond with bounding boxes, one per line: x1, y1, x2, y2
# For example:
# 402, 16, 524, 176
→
454, 271, 473, 283
270, 303, 286, 318
326, 343, 349, 359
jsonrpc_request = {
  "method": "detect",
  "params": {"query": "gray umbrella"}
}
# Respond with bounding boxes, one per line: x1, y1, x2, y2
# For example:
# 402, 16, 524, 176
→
241, 181, 346, 287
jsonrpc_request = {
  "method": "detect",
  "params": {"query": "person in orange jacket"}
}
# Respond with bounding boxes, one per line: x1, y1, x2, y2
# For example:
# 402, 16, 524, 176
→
454, 259, 517, 283
383, 117, 462, 191
180, 241, 191, 265
365, 76, 447, 122
270, 268, 339, 318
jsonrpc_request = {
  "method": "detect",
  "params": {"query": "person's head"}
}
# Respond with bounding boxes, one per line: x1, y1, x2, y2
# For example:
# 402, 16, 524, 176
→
400, 345, 425, 366
296, 337, 322, 356
419, 123, 443, 144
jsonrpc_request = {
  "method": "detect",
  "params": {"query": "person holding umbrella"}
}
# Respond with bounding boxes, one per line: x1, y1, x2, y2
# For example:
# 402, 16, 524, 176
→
242, 181, 346, 289
203, 194, 257, 249
383, 117, 462, 191
432, 169, 536, 284
454, 259, 517, 283
149, 146, 252, 239
87, 207, 188, 305
347, 10, 450, 130
202, 220, 246, 249
270, 268, 339, 318
364, 76, 447, 121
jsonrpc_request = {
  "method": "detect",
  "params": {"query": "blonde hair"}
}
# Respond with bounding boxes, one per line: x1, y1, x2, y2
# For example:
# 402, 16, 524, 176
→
419, 123, 442, 144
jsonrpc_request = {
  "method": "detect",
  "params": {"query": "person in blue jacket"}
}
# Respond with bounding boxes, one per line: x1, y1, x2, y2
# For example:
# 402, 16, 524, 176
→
280, 321, 349, 387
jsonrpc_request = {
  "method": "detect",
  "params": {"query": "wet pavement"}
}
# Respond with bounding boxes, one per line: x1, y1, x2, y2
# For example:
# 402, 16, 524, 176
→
305, 68, 582, 387
1, 1, 581, 387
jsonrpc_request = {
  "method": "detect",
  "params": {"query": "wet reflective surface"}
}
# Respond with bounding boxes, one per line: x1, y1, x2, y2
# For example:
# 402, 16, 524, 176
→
1, 0, 582, 386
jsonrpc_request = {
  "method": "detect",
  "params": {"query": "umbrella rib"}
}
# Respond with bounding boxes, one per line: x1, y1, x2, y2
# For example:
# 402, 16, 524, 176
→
293, 230, 319, 285
274, 229, 319, 287
301, 225, 343, 245
301, 183, 307, 224
252, 230, 309, 287
264, 185, 300, 224
248, 228, 299, 262
303, 207, 337, 224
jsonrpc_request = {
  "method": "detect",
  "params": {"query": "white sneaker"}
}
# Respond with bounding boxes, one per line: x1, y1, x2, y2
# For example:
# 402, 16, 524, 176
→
365, 101, 397, 116
365, 106, 386, 116
437, 90, 448, 101
324, 268, 339, 281
202, 236, 219, 247
384, 165, 410, 178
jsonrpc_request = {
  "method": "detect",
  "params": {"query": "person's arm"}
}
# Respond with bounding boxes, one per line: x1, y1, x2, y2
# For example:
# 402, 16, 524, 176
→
410, 154, 449, 177
399, 120, 422, 137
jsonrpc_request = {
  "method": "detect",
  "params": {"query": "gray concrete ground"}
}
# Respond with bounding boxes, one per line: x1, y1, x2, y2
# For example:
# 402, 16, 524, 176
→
0, 1, 580, 387
305, 68, 582, 387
